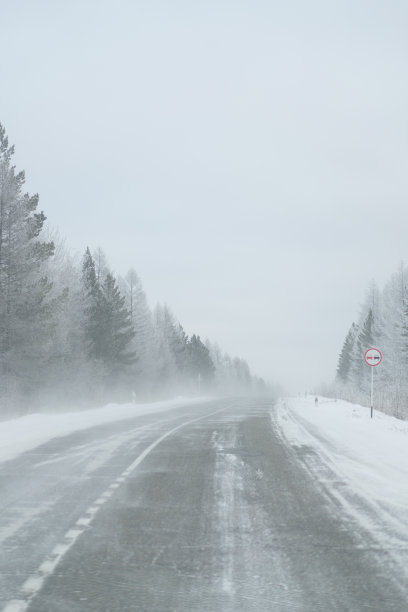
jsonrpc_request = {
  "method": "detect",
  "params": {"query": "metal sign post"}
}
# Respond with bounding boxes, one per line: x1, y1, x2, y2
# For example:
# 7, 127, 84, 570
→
364, 348, 382, 419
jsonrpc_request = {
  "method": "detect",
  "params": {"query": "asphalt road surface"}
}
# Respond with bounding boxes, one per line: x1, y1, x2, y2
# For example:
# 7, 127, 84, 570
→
0, 398, 407, 612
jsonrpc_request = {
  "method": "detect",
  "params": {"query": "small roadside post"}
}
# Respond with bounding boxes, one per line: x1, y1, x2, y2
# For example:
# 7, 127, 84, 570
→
364, 348, 382, 419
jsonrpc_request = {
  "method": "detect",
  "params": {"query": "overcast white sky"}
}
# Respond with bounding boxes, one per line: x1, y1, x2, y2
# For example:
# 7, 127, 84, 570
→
2, 0, 408, 392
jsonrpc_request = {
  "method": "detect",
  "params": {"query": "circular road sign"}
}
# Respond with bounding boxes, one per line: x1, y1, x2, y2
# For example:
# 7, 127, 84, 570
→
364, 348, 382, 367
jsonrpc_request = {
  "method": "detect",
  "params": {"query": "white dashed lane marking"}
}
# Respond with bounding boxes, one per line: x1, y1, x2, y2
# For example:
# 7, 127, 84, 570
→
1, 406, 226, 612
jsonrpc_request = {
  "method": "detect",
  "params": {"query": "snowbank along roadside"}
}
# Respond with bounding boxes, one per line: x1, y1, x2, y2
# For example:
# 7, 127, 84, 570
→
276, 396, 408, 579
0, 397, 214, 465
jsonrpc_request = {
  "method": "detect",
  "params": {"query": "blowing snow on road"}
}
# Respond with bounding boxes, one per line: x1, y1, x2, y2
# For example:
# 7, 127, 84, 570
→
0, 397, 407, 611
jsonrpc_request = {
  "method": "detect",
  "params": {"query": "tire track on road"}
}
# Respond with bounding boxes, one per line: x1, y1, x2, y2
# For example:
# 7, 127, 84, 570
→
1, 404, 228, 612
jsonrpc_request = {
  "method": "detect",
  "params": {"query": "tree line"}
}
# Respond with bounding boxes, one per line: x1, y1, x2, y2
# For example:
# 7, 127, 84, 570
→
335, 264, 408, 418
0, 124, 267, 416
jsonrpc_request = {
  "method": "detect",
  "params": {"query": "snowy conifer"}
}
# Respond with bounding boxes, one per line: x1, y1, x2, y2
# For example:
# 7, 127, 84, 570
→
336, 323, 358, 383
0, 124, 55, 411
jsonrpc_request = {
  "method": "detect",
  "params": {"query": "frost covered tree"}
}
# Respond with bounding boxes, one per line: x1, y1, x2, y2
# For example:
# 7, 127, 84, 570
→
186, 334, 215, 386
100, 274, 136, 376
0, 124, 268, 411
81, 247, 104, 361
232, 357, 252, 388
378, 266, 408, 414
359, 309, 374, 349
335, 265, 408, 418
81, 249, 136, 388
345, 281, 381, 395
0, 124, 55, 411
336, 322, 358, 383
153, 304, 184, 392
206, 339, 257, 394
119, 269, 158, 395
352, 309, 375, 394
205, 341, 226, 388
42, 239, 91, 405
93, 246, 109, 284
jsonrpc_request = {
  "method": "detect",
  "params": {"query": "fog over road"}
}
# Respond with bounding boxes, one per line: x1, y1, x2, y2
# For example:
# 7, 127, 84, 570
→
1, 398, 406, 612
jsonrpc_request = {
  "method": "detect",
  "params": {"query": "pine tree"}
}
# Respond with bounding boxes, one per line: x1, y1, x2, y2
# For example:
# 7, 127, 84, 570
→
43, 239, 91, 406
336, 323, 358, 383
187, 335, 215, 384
81, 250, 136, 378
348, 311, 375, 392
81, 247, 104, 360
100, 273, 136, 375
152, 304, 179, 390
93, 246, 109, 284
161, 307, 188, 377
379, 266, 408, 415
119, 269, 158, 394
0, 124, 55, 411
359, 309, 374, 351
232, 357, 252, 388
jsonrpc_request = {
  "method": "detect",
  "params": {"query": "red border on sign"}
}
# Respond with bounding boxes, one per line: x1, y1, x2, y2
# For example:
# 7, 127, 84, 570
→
364, 348, 382, 366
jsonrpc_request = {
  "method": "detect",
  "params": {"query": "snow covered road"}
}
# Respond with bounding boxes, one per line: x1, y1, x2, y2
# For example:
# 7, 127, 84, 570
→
1, 397, 407, 611
277, 396, 408, 589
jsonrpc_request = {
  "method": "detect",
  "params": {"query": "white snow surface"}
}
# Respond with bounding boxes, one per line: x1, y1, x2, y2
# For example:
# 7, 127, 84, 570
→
276, 396, 408, 573
0, 397, 213, 465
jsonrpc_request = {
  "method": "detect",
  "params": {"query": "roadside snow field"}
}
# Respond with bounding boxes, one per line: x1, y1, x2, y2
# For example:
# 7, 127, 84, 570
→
0, 397, 213, 465
276, 396, 408, 574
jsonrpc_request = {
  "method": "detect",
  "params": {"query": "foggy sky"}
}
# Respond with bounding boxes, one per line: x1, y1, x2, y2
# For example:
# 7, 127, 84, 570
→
2, 0, 408, 392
